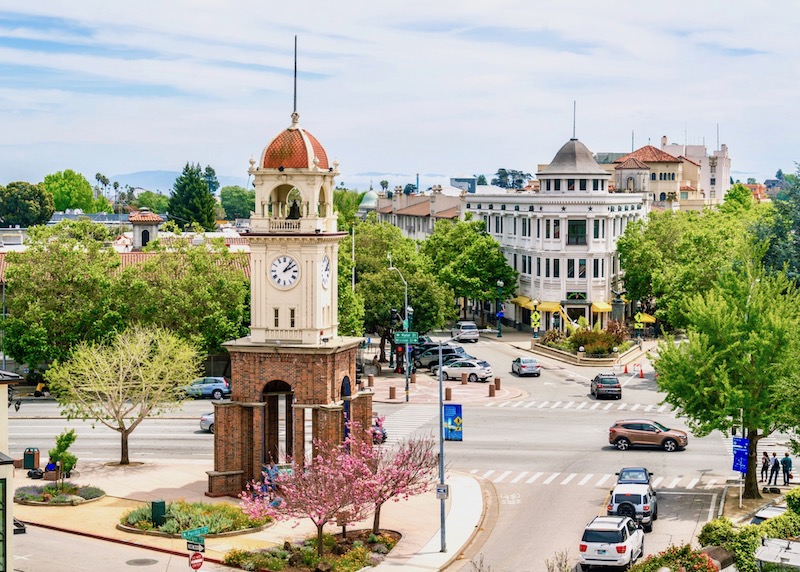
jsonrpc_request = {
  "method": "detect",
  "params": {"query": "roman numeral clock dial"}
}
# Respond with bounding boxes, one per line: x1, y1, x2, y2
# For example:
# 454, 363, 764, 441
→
270, 255, 300, 287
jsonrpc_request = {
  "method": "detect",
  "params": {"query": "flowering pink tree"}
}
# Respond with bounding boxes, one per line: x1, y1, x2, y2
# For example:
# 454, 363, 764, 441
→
239, 425, 375, 557
367, 435, 438, 534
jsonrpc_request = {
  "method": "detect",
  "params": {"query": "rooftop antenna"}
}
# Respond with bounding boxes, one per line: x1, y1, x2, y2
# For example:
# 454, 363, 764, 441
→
572, 100, 577, 139
716, 123, 720, 150
293, 35, 298, 114
631, 130, 634, 152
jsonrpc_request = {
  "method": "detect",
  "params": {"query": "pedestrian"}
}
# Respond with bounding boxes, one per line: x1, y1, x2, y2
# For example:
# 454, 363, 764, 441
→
781, 452, 793, 486
761, 451, 770, 483
768, 452, 781, 486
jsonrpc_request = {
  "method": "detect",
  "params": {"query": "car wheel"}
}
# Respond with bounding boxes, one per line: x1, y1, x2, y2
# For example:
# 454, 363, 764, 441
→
212, 389, 223, 400
616, 394, 622, 400
578, 564, 590, 572
209, 424, 214, 434
644, 521, 653, 533
663, 438, 678, 452
535, 372, 540, 377
443, 372, 450, 381
615, 437, 631, 451
468, 373, 478, 383
653, 507, 658, 520
414, 360, 421, 368
617, 502, 636, 520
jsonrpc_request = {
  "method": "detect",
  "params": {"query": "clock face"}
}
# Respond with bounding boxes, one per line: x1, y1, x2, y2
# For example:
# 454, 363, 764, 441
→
321, 255, 331, 289
270, 255, 300, 287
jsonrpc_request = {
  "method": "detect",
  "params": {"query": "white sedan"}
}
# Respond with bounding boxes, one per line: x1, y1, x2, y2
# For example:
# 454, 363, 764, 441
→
512, 356, 542, 377
432, 359, 493, 382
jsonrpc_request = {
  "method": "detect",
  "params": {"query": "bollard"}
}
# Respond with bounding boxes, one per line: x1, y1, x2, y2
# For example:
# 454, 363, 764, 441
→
640, 366, 644, 379
389, 386, 396, 400
624, 363, 628, 374
461, 373, 468, 385
494, 377, 501, 390
488, 385, 496, 397
445, 387, 452, 401
411, 373, 416, 384
368, 374, 374, 387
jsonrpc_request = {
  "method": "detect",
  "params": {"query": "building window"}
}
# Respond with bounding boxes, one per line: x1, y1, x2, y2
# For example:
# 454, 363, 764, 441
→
274, 308, 279, 328
651, 173, 656, 181
593, 219, 600, 239
290, 308, 296, 328
546, 220, 551, 239
680, 191, 688, 200
710, 178, 716, 186
546, 180, 551, 191
567, 259, 575, 278
553, 220, 560, 239
553, 258, 560, 278
593, 179, 599, 191
536, 219, 540, 238
554, 179, 561, 191
513, 218, 517, 234
579, 259, 586, 279
593, 259, 600, 278
545, 258, 550, 278
567, 220, 587, 245
536, 257, 541, 277
513, 253, 518, 271
580, 179, 587, 191
568, 179, 575, 191
495, 216, 502, 234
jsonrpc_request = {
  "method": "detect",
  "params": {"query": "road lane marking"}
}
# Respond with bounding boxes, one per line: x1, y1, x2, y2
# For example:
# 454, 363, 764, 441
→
630, 404, 639, 411
543, 473, 560, 484
510, 471, 528, 484
482, 470, 495, 479
498, 402, 510, 408
644, 405, 653, 412
578, 474, 594, 486
512, 402, 524, 408
705, 479, 717, 490
658, 405, 667, 412
551, 401, 562, 409
538, 401, 550, 408
561, 473, 577, 485
604, 403, 613, 410
484, 402, 496, 407
667, 477, 681, 488
590, 403, 599, 410
494, 470, 512, 483
577, 402, 586, 410
526, 472, 543, 484
525, 401, 537, 408
564, 401, 574, 409
618, 403, 628, 410
652, 477, 664, 488
595, 474, 611, 487
686, 478, 699, 489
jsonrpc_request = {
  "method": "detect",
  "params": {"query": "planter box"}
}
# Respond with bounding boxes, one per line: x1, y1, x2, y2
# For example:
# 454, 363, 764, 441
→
43, 470, 59, 481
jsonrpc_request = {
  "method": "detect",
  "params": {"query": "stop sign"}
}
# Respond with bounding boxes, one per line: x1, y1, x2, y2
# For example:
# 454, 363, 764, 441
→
189, 551, 204, 570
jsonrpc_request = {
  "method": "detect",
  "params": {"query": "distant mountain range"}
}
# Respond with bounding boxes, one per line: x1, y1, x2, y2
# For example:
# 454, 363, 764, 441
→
109, 171, 249, 194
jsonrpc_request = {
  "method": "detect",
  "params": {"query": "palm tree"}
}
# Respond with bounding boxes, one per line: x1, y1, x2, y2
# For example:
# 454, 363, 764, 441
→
380, 180, 388, 192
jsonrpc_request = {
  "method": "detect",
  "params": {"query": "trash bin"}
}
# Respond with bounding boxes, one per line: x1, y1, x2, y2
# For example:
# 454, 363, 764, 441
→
151, 500, 166, 526
23, 448, 40, 470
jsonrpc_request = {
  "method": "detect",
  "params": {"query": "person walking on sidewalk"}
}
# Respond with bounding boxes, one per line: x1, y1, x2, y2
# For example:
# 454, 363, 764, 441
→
761, 451, 770, 483
768, 452, 781, 486
781, 452, 793, 486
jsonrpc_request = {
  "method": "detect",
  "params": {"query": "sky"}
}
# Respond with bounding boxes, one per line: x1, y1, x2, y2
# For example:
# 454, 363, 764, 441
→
1, 2, 798, 192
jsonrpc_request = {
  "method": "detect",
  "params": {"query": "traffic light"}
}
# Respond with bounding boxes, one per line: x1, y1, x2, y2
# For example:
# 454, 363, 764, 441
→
395, 345, 404, 373
390, 308, 398, 328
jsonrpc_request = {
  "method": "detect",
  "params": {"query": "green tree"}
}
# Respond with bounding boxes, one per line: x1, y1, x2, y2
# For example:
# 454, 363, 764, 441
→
134, 190, 169, 213
203, 165, 220, 195
476, 174, 487, 185
219, 185, 255, 220
94, 195, 114, 214
167, 163, 216, 231
403, 183, 416, 195
43, 169, 96, 212
720, 182, 754, 213
0, 181, 55, 227
333, 188, 365, 231
654, 251, 800, 498
491, 169, 531, 189
379, 180, 388, 192
45, 326, 200, 465
337, 248, 365, 337
759, 166, 800, 282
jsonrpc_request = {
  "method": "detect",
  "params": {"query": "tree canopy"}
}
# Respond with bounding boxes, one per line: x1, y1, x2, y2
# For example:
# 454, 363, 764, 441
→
133, 190, 169, 214
167, 163, 217, 231
333, 188, 365, 231
654, 250, 800, 498
0, 181, 55, 227
759, 166, 800, 283
490, 168, 531, 189
45, 326, 200, 465
219, 185, 255, 220
43, 169, 97, 212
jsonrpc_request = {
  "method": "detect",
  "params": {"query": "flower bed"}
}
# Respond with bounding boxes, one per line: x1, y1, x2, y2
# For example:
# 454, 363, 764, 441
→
119, 500, 271, 536
14, 482, 105, 506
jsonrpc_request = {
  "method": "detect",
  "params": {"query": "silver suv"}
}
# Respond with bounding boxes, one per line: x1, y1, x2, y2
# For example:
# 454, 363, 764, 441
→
451, 321, 479, 342
606, 483, 658, 532
579, 516, 644, 570
414, 345, 468, 368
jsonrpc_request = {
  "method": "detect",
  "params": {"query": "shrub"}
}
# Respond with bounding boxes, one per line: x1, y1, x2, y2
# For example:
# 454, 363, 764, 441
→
540, 328, 564, 345
77, 486, 105, 500
121, 500, 269, 535
728, 524, 764, 572
698, 517, 736, 548
629, 544, 717, 572
335, 545, 371, 572
605, 320, 628, 344
568, 330, 617, 354
785, 487, 800, 513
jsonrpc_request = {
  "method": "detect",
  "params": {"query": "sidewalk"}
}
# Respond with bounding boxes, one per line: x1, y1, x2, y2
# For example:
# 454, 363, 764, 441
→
11, 460, 485, 571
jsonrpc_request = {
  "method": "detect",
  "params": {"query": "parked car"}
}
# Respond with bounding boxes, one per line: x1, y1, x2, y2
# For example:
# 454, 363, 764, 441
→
511, 356, 542, 377
608, 419, 689, 452
415, 345, 468, 368
616, 467, 653, 485
432, 359, 493, 382
451, 321, 480, 342
183, 377, 231, 400
199, 412, 215, 433
578, 516, 644, 570
591, 373, 622, 399
751, 505, 787, 525
607, 483, 658, 532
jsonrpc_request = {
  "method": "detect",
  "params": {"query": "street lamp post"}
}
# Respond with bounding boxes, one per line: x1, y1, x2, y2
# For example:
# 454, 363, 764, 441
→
388, 256, 410, 403
496, 280, 504, 338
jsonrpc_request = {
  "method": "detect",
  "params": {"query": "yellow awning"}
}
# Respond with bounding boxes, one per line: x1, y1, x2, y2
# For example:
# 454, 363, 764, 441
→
536, 301, 561, 312
509, 296, 531, 305
639, 312, 656, 323
522, 300, 536, 310
591, 301, 613, 313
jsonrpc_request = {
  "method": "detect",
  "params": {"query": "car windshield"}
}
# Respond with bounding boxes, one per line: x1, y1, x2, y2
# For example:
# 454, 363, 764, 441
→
477, 361, 491, 367
521, 358, 537, 364
598, 379, 618, 385
652, 421, 670, 431
582, 530, 623, 543
619, 469, 647, 481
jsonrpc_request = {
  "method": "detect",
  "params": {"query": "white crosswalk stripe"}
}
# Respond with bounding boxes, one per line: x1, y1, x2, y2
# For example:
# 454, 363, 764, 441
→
381, 405, 438, 445
484, 400, 673, 412
466, 469, 728, 490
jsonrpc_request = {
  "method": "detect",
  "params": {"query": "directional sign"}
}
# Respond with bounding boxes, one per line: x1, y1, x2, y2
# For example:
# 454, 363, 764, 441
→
181, 526, 209, 540
436, 483, 449, 500
732, 437, 749, 473
394, 331, 419, 345
187, 541, 205, 552
189, 551, 204, 570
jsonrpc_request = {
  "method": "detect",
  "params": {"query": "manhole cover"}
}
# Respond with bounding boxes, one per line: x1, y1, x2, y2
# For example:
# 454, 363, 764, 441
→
126, 559, 159, 567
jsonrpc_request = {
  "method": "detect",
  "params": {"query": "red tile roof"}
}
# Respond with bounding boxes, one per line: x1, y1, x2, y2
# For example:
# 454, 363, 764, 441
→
677, 155, 700, 167
680, 185, 697, 192
434, 206, 459, 219
263, 128, 329, 170
615, 145, 681, 164
128, 210, 164, 223
395, 201, 431, 216
615, 157, 650, 170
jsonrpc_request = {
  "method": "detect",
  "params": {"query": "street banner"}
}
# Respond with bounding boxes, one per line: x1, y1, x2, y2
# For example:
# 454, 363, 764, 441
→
443, 404, 463, 441
732, 436, 749, 473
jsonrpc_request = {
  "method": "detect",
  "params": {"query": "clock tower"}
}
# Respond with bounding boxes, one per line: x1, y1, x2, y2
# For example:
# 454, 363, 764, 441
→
207, 111, 372, 497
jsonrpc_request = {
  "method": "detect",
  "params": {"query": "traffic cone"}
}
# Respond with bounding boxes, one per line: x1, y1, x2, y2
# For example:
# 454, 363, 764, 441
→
640, 366, 644, 379
624, 363, 628, 374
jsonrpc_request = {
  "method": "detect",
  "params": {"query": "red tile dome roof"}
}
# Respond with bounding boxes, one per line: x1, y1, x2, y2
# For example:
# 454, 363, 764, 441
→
262, 112, 329, 170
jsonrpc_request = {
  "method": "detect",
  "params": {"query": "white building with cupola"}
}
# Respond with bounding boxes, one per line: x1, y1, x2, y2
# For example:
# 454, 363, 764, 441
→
462, 137, 650, 333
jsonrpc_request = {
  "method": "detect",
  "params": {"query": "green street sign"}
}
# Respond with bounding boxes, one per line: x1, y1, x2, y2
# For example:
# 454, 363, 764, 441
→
394, 331, 419, 344
181, 526, 209, 540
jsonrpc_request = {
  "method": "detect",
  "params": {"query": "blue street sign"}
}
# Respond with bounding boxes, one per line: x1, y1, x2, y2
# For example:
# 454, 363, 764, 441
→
443, 404, 463, 441
732, 437, 749, 473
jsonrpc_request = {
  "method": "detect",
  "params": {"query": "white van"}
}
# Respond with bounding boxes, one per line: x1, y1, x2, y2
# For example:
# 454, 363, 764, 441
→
451, 321, 479, 342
